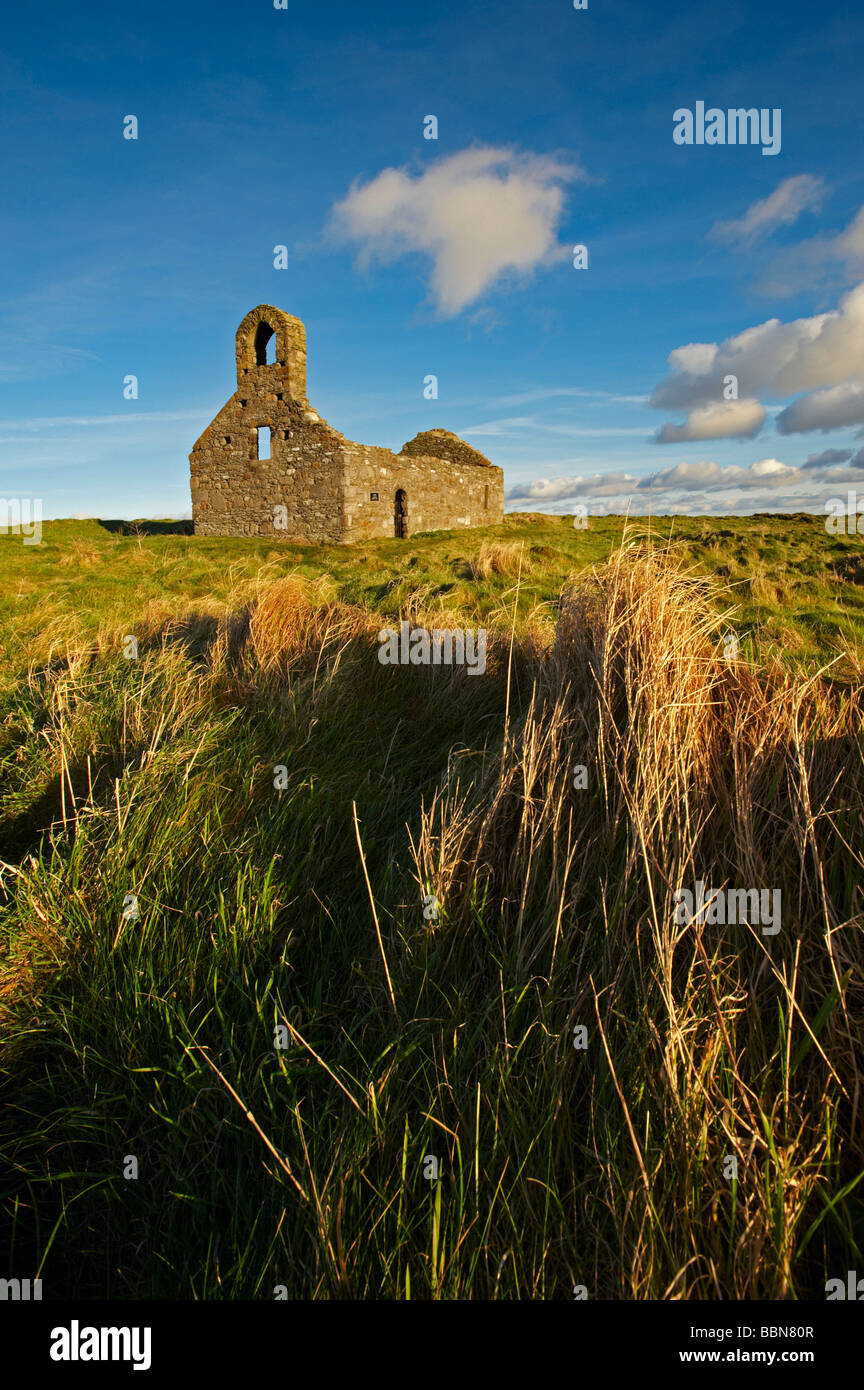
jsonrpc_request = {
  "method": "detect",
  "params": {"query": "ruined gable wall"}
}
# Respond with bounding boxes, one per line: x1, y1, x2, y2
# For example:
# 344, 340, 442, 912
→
340, 442, 504, 542
190, 396, 345, 541
191, 305, 505, 543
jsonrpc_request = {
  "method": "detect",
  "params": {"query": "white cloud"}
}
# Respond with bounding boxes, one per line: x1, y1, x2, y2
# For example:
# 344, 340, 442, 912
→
710, 174, 825, 247
507, 471, 638, 502
651, 281, 864, 438
655, 398, 766, 443
507, 461, 797, 505
329, 146, 583, 316
638, 457, 795, 491
777, 380, 864, 434
653, 283, 864, 406
504, 455, 864, 517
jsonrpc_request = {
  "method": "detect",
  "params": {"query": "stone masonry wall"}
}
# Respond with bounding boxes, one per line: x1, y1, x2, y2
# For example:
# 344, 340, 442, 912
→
191, 305, 505, 544
191, 397, 346, 542
191, 304, 346, 542
340, 442, 504, 542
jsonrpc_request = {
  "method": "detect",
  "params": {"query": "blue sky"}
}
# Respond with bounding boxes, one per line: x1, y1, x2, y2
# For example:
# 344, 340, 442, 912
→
2, 0, 863, 519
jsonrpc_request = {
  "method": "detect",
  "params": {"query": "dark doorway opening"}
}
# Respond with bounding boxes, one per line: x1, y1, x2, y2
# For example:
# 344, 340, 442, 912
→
394, 489, 407, 538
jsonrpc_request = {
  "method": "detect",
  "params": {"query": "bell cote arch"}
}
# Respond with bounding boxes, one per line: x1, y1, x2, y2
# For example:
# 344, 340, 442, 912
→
235, 304, 307, 401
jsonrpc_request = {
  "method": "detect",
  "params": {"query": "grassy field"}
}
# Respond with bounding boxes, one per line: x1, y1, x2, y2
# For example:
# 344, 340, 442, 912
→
1, 513, 863, 1299
4, 511, 864, 684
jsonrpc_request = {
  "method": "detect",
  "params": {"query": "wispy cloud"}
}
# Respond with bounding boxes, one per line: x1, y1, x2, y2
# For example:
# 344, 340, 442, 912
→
756, 202, 864, 297
463, 413, 647, 438
487, 386, 648, 408
0, 408, 214, 431
710, 174, 826, 247
0, 343, 103, 383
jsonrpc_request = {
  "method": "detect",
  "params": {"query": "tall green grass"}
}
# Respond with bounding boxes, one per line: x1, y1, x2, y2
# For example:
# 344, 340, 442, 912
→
1, 522, 863, 1298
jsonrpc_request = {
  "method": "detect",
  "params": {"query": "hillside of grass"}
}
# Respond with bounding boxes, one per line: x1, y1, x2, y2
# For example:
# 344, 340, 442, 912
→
1, 515, 863, 1299
3, 512, 864, 684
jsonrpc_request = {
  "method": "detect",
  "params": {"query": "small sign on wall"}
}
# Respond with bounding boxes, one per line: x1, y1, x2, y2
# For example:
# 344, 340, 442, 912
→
370, 492, 379, 500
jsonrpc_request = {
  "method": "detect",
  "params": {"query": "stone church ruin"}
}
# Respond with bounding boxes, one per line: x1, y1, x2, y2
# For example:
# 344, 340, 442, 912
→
190, 304, 505, 543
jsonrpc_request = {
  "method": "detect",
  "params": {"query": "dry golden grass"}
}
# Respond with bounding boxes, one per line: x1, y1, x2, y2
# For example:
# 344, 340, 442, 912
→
469, 539, 532, 579
748, 571, 783, 605
57, 542, 100, 567
410, 544, 864, 1296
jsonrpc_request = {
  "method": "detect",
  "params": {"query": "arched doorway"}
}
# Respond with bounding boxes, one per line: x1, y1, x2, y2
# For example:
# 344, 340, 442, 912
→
394, 489, 407, 538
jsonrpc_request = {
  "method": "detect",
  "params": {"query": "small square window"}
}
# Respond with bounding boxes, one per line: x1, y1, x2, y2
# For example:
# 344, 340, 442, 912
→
223, 436, 231, 445
370, 492, 379, 501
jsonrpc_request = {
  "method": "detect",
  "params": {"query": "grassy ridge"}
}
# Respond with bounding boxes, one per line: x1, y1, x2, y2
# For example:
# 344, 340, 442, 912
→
1, 516, 863, 1298
3, 512, 864, 680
